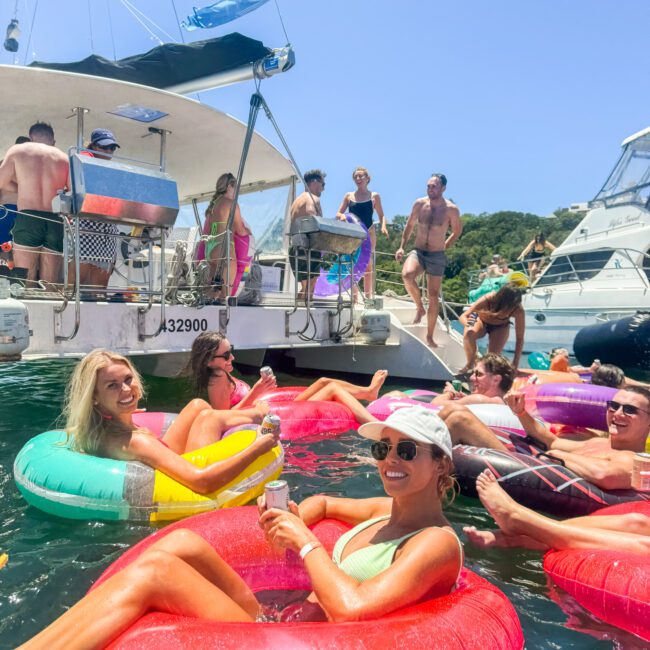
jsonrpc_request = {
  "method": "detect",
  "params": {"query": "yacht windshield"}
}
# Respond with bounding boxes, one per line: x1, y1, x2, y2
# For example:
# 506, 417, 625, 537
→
595, 133, 650, 207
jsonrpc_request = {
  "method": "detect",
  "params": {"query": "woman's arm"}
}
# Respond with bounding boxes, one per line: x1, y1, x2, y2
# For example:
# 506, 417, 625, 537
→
517, 240, 533, 261
233, 374, 277, 409
459, 294, 490, 327
512, 307, 526, 369
545, 241, 556, 252
128, 431, 279, 495
232, 203, 251, 236
373, 193, 389, 236
336, 193, 351, 220
261, 511, 460, 622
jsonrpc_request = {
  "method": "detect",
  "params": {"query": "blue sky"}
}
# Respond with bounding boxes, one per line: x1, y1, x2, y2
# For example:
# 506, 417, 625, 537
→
3, 0, 649, 220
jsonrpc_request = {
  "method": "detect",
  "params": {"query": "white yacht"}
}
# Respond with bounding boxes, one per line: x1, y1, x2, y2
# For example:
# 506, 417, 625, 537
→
0, 48, 466, 381
506, 126, 650, 354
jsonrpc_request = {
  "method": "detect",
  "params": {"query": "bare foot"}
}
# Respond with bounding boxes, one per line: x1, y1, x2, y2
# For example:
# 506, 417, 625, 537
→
364, 369, 388, 401
463, 526, 510, 548
413, 307, 426, 324
475, 470, 521, 536
425, 336, 439, 348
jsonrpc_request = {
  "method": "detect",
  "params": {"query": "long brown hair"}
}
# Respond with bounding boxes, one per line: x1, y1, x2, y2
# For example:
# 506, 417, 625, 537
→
189, 331, 234, 393
205, 173, 235, 218
490, 283, 523, 313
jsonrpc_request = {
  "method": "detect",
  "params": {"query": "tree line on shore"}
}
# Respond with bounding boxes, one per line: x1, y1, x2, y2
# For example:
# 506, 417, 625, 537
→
373, 208, 583, 307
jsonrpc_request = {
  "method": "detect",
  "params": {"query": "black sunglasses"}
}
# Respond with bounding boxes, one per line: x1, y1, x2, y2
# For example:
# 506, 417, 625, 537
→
212, 346, 235, 360
370, 440, 420, 462
606, 400, 649, 416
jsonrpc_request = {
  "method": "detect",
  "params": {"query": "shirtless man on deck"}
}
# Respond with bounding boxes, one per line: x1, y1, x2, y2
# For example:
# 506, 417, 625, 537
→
395, 174, 462, 347
289, 169, 326, 299
0, 122, 69, 284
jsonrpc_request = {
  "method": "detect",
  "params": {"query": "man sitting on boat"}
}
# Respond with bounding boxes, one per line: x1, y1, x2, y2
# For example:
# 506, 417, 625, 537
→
0, 122, 69, 284
504, 386, 650, 490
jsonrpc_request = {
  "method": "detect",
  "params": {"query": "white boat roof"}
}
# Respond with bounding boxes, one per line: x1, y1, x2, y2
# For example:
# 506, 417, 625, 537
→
621, 126, 650, 147
0, 64, 295, 203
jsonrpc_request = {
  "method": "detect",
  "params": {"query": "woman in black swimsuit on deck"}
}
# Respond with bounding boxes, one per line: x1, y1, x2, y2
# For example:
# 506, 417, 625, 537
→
336, 166, 388, 298
517, 232, 555, 282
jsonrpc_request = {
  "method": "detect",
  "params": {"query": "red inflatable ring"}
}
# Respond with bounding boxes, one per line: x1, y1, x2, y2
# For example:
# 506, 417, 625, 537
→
544, 501, 650, 642
94, 506, 524, 649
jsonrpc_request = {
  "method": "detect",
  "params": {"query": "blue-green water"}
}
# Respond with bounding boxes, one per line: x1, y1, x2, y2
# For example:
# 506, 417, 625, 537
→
0, 360, 645, 648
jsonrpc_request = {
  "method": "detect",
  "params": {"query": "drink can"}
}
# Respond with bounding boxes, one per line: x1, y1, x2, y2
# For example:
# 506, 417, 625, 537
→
260, 366, 274, 379
265, 479, 289, 511
451, 380, 463, 392
632, 452, 650, 492
260, 413, 281, 437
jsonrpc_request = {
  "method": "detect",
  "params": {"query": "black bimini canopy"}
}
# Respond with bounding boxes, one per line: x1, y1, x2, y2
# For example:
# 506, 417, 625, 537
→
28, 33, 271, 91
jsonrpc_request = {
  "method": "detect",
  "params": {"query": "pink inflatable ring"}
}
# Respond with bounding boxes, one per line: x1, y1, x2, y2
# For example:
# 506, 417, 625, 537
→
93, 506, 524, 650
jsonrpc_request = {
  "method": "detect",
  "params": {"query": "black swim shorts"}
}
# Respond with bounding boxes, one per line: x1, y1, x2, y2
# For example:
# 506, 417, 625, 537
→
410, 249, 446, 277
11, 209, 64, 253
289, 246, 322, 282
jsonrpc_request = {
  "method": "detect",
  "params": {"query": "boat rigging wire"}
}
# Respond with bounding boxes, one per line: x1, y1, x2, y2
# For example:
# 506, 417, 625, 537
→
170, 0, 186, 43
118, 0, 175, 45
22, 0, 38, 65
106, 0, 117, 60
273, 0, 290, 46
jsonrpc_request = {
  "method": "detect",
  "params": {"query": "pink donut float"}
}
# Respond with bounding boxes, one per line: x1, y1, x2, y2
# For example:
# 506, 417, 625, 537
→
132, 411, 177, 436
268, 401, 358, 440
257, 386, 306, 403
522, 383, 617, 431
93, 506, 524, 650
366, 396, 525, 437
544, 501, 650, 642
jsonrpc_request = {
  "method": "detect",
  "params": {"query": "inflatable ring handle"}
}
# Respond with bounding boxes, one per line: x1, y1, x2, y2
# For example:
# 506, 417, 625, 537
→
523, 436, 547, 452
534, 451, 565, 466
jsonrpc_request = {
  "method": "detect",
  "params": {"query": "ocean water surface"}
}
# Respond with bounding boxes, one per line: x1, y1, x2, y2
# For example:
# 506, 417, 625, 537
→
0, 358, 645, 648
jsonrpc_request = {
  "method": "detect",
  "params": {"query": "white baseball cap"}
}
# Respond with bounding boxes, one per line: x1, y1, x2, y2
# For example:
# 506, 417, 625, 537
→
358, 406, 453, 460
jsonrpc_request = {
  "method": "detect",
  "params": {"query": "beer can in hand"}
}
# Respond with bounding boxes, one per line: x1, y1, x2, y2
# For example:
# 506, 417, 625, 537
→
265, 480, 290, 511
260, 366, 274, 379
260, 413, 281, 437
632, 453, 650, 492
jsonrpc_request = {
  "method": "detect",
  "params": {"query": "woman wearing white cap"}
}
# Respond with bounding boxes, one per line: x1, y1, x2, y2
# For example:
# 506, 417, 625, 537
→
22, 407, 463, 648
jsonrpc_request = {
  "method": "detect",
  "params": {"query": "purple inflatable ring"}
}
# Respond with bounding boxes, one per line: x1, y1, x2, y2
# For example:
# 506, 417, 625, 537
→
314, 213, 371, 297
522, 383, 617, 431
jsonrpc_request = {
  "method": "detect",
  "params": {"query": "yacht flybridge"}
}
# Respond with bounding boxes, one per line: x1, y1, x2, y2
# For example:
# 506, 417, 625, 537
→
0, 57, 465, 380
506, 126, 650, 354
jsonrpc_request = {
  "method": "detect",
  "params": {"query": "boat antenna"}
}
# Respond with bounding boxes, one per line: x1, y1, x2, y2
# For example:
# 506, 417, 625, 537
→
170, 0, 186, 43
87, 0, 95, 53
22, 0, 39, 65
273, 0, 291, 46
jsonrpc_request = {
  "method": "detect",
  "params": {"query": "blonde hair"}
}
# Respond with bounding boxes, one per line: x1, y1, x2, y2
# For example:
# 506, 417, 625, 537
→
63, 349, 145, 455
352, 166, 371, 182
205, 173, 236, 218
435, 454, 458, 507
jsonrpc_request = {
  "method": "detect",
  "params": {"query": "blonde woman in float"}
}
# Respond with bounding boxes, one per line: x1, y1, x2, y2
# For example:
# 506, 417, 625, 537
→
336, 166, 388, 299
63, 349, 277, 495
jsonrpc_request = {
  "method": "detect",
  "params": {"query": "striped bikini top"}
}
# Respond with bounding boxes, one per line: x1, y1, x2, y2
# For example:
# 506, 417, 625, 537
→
332, 515, 463, 583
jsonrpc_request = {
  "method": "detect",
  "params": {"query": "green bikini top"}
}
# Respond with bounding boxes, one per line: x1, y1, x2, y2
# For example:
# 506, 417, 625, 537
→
332, 515, 463, 583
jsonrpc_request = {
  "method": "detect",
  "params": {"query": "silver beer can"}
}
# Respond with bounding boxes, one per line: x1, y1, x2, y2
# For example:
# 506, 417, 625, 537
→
260, 365, 274, 379
260, 413, 281, 437
265, 479, 290, 510
632, 452, 650, 492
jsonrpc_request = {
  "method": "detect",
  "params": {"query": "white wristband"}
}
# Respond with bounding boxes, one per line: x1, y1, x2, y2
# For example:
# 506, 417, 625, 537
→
299, 541, 322, 560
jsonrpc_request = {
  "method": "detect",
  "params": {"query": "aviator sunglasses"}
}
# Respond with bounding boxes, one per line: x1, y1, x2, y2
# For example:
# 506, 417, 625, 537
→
606, 399, 650, 416
370, 440, 420, 462
212, 346, 235, 360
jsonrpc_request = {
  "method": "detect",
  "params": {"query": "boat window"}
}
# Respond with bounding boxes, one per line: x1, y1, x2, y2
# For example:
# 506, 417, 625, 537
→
535, 250, 614, 286
595, 134, 650, 207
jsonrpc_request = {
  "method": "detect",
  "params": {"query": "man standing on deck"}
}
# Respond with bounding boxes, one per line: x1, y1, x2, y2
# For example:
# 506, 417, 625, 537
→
289, 169, 326, 299
395, 174, 462, 347
0, 122, 69, 284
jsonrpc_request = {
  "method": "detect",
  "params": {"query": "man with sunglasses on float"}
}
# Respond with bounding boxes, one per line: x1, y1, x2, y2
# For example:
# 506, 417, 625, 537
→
504, 386, 650, 490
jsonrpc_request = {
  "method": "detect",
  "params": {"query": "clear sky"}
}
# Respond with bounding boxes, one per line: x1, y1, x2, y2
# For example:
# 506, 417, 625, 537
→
3, 0, 650, 220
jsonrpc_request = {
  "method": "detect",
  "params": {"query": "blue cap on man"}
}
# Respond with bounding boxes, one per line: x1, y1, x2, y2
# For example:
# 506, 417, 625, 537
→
90, 128, 120, 148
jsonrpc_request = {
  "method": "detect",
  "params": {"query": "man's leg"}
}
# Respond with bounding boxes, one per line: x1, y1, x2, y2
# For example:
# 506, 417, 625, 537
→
12, 244, 40, 283
39, 247, 62, 284
401, 252, 425, 324
438, 403, 508, 451
363, 226, 376, 298
425, 274, 442, 347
